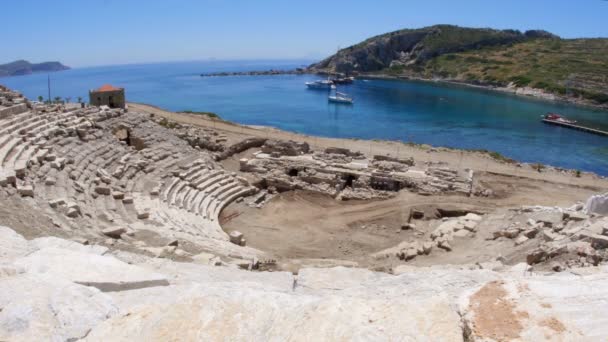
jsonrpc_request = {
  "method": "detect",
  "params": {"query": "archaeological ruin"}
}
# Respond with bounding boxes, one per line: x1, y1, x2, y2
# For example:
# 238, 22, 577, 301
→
1, 84, 608, 340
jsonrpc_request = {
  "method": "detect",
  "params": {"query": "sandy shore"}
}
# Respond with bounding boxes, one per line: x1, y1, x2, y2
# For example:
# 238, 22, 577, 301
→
129, 102, 607, 189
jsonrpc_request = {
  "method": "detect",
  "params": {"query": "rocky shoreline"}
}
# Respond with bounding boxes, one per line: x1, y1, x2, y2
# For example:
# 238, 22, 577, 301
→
357, 73, 608, 111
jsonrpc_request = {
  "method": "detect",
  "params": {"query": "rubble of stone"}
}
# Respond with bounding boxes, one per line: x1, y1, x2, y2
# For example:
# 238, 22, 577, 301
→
483, 203, 608, 270
373, 212, 482, 260
1, 224, 608, 341
261, 139, 309, 156
239, 144, 475, 200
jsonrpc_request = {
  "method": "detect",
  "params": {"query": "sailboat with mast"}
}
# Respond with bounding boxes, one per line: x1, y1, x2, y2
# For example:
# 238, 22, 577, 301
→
328, 84, 353, 104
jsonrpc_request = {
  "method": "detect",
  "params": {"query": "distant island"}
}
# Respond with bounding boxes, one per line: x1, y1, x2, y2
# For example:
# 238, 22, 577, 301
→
0, 60, 70, 77
308, 25, 608, 108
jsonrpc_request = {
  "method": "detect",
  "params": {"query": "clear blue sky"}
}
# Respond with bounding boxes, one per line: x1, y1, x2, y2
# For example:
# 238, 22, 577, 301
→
3, 0, 607, 67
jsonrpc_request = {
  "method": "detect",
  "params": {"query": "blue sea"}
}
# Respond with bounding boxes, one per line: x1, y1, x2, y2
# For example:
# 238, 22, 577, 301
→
2, 60, 608, 175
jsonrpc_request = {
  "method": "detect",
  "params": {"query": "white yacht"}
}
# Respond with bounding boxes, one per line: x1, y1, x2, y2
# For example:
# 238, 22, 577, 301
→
305, 80, 333, 89
329, 91, 353, 104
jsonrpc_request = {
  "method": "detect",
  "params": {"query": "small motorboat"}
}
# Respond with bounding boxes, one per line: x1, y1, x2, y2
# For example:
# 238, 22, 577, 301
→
543, 113, 577, 125
329, 91, 353, 104
305, 80, 333, 89
331, 76, 355, 84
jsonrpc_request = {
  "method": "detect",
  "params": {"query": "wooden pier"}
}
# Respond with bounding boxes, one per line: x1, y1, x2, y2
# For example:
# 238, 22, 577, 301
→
542, 119, 608, 137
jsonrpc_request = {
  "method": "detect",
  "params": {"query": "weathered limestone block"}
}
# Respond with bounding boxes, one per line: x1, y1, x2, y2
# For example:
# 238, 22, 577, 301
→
229, 231, 245, 246
67, 201, 80, 212
74, 181, 85, 193
14, 248, 169, 292
112, 191, 125, 200
17, 184, 34, 197
94, 185, 111, 195
515, 235, 529, 245
136, 209, 150, 220
66, 207, 79, 218
579, 232, 608, 249
102, 226, 126, 239
48, 198, 66, 208
0, 274, 117, 341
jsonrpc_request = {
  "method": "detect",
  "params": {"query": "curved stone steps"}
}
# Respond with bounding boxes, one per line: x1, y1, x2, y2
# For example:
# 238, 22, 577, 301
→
0, 111, 36, 135
190, 190, 206, 214
15, 111, 75, 137
213, 186, 256, 221
132, 157, 178, 193
100, 150, 130, 176
170, 181, 188, 206
0, 111, 34, 131
179, 187, 195, 209
0, 137, 22, 166
14, 143, 40, 178
28, 112, 76, 137
161, 177, 180, 202
180, 162, 207, 181
209, 183, 245, 219
49, 171, 70, 201
71, 142, 106, 177
195, 172, 228, 192
184, 168, 210, 185
0, 134, 14, 151
191, 170, 222, 188
198, 185, 224, 219
3, 138, 30, 169
28, 112, 81, 140
184, 189, 201, 213
72, 144, 113, 181
33, 120, 74, 140
205, 182, 241, 219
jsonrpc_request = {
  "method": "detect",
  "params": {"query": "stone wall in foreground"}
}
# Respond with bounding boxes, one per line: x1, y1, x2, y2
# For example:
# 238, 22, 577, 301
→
1, 224, 607, 341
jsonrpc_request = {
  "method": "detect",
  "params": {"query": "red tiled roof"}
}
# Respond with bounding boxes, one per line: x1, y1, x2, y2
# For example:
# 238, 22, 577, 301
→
96, 84, 122, 92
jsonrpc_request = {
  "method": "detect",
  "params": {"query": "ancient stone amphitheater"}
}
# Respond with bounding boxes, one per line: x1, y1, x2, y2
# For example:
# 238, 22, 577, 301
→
1, 85, 608, 341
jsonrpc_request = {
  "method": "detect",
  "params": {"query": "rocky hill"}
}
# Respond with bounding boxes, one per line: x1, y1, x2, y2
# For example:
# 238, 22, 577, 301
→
0, 60, 69, 77
309, 25, 608, 106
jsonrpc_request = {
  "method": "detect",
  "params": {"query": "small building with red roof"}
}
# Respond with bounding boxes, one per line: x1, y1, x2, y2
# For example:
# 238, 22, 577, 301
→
89, 84, 126, 109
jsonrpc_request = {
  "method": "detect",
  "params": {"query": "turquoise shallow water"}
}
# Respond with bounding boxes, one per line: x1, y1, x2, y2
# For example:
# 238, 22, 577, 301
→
2, 60, 608, 175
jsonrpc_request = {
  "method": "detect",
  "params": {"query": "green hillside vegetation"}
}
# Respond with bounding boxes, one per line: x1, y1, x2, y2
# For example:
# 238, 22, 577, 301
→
413, 38, 608, 104
311, 25, 608, 105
